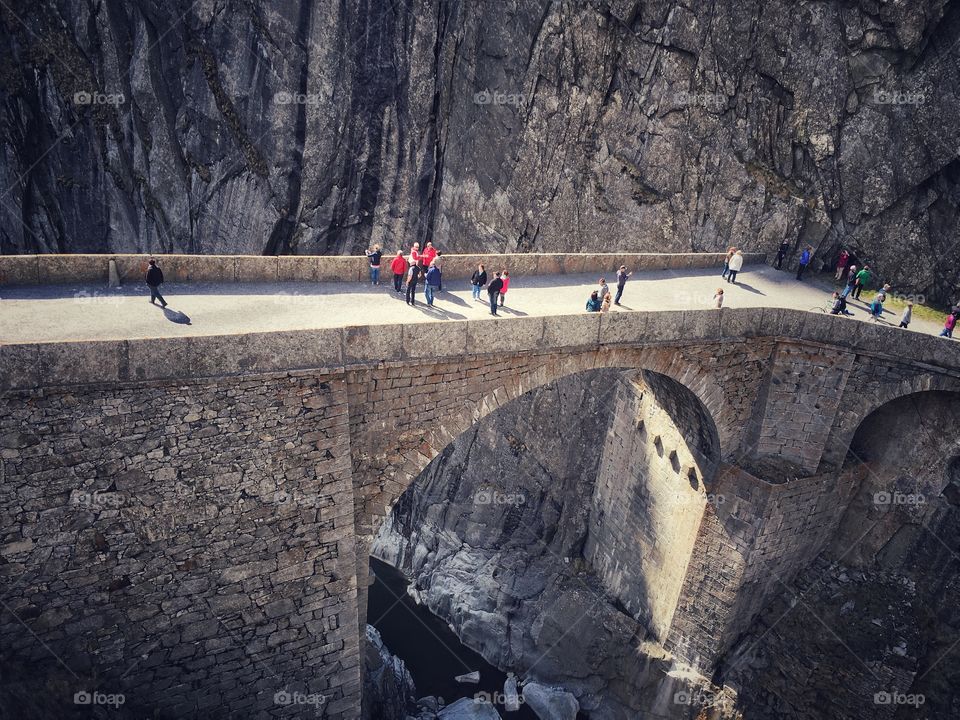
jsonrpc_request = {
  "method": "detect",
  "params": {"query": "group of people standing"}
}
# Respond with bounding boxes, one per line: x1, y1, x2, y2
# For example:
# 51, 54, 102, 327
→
586, 266, 633, 312
470, 265, 510, 316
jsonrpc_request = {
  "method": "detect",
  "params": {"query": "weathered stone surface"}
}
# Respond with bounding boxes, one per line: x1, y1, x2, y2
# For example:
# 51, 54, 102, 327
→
521, 682, 579, 720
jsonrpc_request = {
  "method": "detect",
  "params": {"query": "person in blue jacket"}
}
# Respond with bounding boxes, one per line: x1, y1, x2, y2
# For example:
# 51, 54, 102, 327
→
796, 246, 812, 280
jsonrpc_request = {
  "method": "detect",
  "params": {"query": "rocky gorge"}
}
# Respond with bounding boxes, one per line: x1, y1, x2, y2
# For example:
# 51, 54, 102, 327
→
2, 1, 960, 304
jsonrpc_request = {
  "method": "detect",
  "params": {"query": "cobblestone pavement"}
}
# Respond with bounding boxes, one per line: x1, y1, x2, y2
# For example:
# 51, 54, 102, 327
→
0, 265, 944, 343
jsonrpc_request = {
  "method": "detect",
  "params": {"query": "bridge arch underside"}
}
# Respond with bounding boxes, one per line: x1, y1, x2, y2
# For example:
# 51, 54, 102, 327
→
365, 366, 724, 715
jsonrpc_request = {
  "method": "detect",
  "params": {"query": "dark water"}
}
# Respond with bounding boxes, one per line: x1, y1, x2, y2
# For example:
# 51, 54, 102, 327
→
367, 557, 539, 719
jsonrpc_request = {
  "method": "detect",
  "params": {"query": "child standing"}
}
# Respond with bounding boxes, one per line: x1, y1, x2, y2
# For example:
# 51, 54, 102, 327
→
499, 271, 510, 307
714, 288, 724, 308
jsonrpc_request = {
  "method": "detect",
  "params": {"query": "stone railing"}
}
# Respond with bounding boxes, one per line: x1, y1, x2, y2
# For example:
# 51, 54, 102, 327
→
0, 252, 765, 286
3, 307, 958, 392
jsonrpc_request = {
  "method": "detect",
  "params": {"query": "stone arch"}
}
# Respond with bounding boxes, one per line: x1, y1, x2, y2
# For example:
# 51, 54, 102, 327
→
373, 345, 726, 536
819, 370, 960, 472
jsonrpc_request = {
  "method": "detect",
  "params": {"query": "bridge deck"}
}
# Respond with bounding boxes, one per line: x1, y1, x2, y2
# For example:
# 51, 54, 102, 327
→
0, 265, 942, 344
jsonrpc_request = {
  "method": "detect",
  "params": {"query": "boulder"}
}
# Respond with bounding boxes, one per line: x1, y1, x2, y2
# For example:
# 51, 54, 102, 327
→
522, 682, 579, 720
437, 697, 501, 719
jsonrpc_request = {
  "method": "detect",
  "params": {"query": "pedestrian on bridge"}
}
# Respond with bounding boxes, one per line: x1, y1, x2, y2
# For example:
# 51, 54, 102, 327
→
940, 313, 956, 339
421, 242, 437, 269
146, 259, 167, 308
598, 278, 610, 304
434, 252, 443, 290
614, 265, 632, 305
840, 265, 857, 299
586, 291, 602, 312
721, 247, 736, 279
425, 263, 441, 306
796, 246, 812, 280
488, 272, 504, 316
366, 244, 382, 285
726, 250, 744, 284
899, 302, 913, 328
714, 288, 724, 308
406, 262, 423, 305
391, 251, 409, 293
409, 242, 421, 266
835, 248, 851, 280
471, 264, 487, 300
775, 240, 790, 270
601, 291, 612, 312
499, 271, 510, 307
852, 265, 871, 300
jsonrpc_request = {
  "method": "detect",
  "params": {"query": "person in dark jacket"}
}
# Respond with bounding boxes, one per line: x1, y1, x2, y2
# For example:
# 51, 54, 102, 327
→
487, 272, 504, 316
146, 258, 167, 307
775, 240, 790, 270
829, 292, 848, 316
424, 263, 441, 306
796, 246, 812, 280
406, 262, 423, 305
471, 264, 487, 300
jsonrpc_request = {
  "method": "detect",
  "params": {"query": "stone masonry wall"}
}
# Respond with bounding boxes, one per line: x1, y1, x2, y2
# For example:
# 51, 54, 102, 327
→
584, 373, 716, 641
0, 372, 362, 718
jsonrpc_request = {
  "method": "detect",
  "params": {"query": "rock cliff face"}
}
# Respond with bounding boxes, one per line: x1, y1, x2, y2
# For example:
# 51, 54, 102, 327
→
2, 1, 958, 302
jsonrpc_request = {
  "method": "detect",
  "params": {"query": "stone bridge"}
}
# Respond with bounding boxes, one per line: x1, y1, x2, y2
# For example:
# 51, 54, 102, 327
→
3, 296, 960, 716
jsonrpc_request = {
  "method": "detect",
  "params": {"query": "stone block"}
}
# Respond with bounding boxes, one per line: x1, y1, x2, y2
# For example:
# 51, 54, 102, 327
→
542, 313, 600, 349
0, 343, 40, 390
501, 254, 537, 278
112, 255, 149, 285
0, 255, 39, 285
37, 255, 108, 285
599, 311, 648, 346
344, 324, 402, 364
466, 316, 544, 354
534, 254, 565, 276
38, 341, 125, 385
127, 338, 193, 382
683, 310, 721, 342
643, 311, 686, 343
278, 256, 320, 282
316, 258, 365, 283
402, 321, 467, 360
778, 308, 807, 339
184, 255, 236, 282
559, 255, 589, 275
436, 255, 478, 281
719, 308, 765, 339
235, 256, 279, 283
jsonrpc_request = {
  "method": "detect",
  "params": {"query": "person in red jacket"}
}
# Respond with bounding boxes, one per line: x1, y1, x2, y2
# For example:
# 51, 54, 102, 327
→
499, 270, 510, 307
390, 251, 409, 293
409, 242, 421, 265
421, 241, 437, 268
835, 248, 851, 280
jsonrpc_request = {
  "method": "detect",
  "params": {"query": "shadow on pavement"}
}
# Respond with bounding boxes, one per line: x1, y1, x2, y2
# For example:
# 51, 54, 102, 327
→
497, 306, 528, 317
163, 307, 192, 325
409, 303, 466, 320
439, 292, 470, 308
730, 282, 766, 295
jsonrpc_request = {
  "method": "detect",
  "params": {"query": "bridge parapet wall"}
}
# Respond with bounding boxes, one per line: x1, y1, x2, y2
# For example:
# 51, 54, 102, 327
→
0, 252, 765, 286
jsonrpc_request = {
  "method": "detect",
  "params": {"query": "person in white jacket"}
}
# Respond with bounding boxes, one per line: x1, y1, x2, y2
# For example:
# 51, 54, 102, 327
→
726, 250, 744, 284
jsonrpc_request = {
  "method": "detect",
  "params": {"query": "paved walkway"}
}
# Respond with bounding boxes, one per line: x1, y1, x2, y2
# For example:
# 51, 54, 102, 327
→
0, 265, 945, 344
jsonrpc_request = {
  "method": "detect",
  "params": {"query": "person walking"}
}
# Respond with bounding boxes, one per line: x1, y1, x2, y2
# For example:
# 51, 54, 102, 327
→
391, 251, 409, 293
869, 294, 884, 321
721, 247, 736, 279
775, 240, 791, 270
727, 250, 744, 284
835, 248, 850, 280
366, 244, 383, 285
940, 313, 956, 338
714, 288, 724, 308
796, 246, 812, 280
406, 262, 423, 305
899, 302, 913, 328
499, 271, 510, 307
840, 265, 857, 299
471, 264, 487, 300
852, 265, 872, 300
487, 272, 504, 316
614, 265, 632, 305
586, 291, 602, 312
424, 262, 441, 306
146, 258, 167, 308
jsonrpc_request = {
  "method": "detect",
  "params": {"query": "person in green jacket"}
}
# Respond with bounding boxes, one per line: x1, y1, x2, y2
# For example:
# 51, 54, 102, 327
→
852, 265, 872, 300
